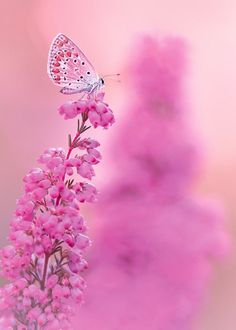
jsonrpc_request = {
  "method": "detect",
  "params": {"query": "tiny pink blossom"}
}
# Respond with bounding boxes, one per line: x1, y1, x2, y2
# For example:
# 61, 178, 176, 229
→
71, 287, 83, 303
76, 234, 91, 249
49, 185, 60, 198
78, 138, 100, 150
64, 233, 75, 247
88, 101, 115, 128
37, 313, 47, 327
77, 161, 95, 179
58, 101, 79, 119
58, 100, 88, 120
74, 182, 97, 203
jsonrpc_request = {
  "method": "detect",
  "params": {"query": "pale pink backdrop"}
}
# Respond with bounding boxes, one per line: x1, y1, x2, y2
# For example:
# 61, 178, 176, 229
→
0, 1, 236, 329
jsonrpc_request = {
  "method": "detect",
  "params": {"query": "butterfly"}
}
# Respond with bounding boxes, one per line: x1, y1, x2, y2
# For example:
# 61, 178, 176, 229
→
47, 33, 104, 95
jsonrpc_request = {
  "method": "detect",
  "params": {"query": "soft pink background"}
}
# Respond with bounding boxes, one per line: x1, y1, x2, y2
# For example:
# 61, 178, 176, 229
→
0, 1, 235, 329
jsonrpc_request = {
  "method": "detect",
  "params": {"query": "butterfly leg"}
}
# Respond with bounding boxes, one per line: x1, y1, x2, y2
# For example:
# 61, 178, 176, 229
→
77, 93, 86, 100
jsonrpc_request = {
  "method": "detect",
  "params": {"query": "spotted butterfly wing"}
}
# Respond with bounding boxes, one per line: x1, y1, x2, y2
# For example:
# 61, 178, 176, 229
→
47, 33, 99, 94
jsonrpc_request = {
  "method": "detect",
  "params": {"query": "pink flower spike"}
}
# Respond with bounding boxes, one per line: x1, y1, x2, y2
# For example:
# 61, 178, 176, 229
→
0, 44, 115, 328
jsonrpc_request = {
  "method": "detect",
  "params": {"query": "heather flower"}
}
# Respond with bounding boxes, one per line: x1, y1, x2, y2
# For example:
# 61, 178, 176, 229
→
74, 182, 97, 203
58, 92, 115, 129
58, 101, 84, 119
0, 92, 114, 329
68, 251, 88, 274
87, 102, 115, 128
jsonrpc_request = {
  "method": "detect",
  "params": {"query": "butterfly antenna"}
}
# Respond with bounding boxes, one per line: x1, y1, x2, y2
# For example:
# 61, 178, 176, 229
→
102, 73, 121, 83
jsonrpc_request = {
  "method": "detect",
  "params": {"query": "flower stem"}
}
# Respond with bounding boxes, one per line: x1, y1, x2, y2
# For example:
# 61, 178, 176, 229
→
41, 253, 50, 290
55, 115, 88, 207
66, 115, 88, 160
66, 130, 81, 160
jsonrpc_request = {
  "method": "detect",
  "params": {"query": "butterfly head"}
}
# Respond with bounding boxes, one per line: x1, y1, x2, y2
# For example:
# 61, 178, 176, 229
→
101, 73, 120, 83
98, 77, 105, 88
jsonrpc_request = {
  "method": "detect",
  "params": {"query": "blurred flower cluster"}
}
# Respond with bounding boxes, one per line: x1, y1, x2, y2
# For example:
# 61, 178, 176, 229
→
72, 36, 229, 330
0, 93, 114, 329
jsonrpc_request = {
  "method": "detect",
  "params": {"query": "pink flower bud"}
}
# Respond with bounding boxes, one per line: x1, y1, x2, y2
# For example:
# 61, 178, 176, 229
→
58, 102, 78, 119
76, 234, 91, 249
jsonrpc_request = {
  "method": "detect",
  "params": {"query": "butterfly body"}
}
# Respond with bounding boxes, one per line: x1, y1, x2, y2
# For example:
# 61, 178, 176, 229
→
60, 77, 104, 95
48, 34, 104, 95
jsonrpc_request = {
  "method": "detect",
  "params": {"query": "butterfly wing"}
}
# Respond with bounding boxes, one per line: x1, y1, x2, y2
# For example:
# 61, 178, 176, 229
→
47, 33, 99, 93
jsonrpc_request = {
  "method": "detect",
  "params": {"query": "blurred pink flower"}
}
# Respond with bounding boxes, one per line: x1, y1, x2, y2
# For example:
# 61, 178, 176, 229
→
72, 35, 229, 330
0, 94, 114, 329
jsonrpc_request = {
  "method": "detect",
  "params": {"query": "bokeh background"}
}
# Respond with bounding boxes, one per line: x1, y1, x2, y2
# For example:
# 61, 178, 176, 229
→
0, 1, 236, 329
